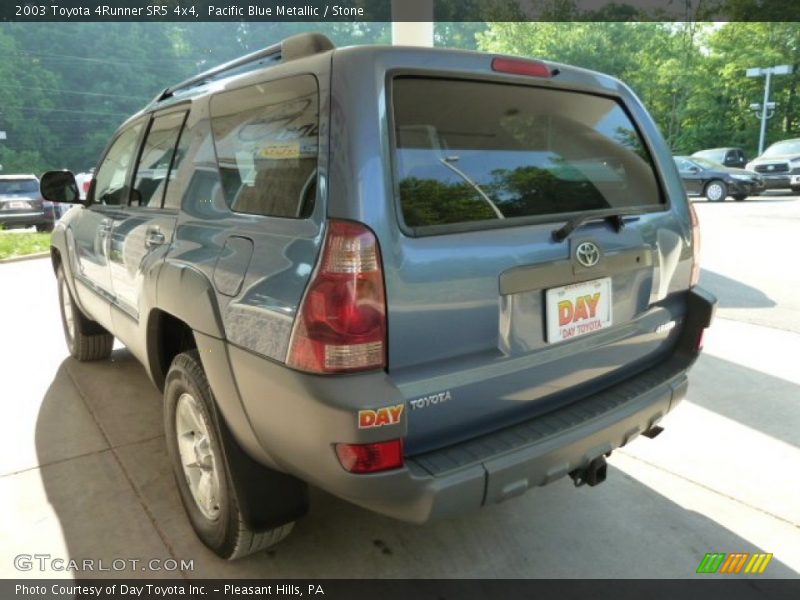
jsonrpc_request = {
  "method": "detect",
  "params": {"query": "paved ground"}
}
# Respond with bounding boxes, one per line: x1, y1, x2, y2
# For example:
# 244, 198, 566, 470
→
0, 195, 798, 579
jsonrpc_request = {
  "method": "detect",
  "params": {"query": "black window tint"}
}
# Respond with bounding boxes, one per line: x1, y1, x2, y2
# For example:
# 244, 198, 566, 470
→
210, 75, 319, 218
392, 78, 662, 230
132, 111, 187, 208
92, 124, 143, 206
0, 179, 38, 194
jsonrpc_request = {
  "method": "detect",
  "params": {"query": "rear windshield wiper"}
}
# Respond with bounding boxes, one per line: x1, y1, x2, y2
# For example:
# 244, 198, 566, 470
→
552, 212, 627, 242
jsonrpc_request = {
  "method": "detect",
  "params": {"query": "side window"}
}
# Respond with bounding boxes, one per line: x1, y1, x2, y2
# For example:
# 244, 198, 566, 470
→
92, 124, 143, 206
131, 111, 187, 208
210, 74, 319, 218
163, 113, 193, 210
173, 118, 228, 219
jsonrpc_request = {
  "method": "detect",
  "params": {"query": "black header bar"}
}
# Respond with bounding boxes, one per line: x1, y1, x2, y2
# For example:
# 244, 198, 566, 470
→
3, 0, 800, 22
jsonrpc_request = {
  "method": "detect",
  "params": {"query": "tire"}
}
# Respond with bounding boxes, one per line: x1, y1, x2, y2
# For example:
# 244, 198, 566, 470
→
36, 223, 54, 233
791, 186, 800, 194
733, 194, 747, 202
704, 180, 727, 202
703, 179, 728, 202
57, 267, 114, 361
164, 350, 294, 559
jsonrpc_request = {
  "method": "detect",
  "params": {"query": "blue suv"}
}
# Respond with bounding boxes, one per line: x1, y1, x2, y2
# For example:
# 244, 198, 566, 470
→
41, 33, 715, 559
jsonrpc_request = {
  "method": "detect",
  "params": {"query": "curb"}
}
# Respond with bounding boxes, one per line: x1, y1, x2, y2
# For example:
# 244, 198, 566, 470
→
0, 251, 50, 264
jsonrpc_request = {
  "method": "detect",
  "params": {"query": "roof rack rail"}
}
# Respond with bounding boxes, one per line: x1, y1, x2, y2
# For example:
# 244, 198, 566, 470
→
152, 32, 335, 104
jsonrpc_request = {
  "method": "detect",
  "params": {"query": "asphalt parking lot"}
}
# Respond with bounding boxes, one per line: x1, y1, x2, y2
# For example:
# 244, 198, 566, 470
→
1, 194, 798, 579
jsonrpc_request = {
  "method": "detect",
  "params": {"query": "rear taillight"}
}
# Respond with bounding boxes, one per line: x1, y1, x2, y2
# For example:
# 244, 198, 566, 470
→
491, 56, 551, 78
335, 440, 403, 474
286, 220, 387, 374
82, 180, 91, 194
689, 202, 701, 286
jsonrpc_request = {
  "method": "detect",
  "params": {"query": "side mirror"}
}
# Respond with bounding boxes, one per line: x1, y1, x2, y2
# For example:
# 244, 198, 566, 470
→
687, 166, 700, 174
40, 170, 84, 205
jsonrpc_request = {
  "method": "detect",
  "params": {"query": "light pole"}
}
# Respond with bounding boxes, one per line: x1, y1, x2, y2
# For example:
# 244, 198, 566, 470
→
746, 65, 792, 155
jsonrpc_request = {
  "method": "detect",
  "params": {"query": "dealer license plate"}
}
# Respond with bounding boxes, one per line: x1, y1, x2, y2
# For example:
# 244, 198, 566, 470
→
545, 277, 613, 343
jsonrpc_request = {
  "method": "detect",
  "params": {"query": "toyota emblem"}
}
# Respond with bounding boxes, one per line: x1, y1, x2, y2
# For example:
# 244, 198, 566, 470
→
575, 241, 601, 267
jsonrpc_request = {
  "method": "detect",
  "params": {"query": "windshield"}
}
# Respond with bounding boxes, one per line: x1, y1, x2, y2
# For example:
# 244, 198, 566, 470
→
763, 140, 800, 157
392, 77, 663, 230
689, 157, 724, 170
693, 150, 724, 162
0, 179, 39, 195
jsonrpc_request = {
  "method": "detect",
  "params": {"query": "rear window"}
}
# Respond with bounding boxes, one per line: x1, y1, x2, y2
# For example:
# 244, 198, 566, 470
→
392, 77, 662, 231
693, 149, 724, 163
763, 140, 800, 157
0, 179, 39, 195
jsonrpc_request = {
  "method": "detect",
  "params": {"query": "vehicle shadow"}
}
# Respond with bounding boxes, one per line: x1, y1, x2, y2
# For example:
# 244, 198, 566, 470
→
688, 353, 800, 449
699, 269, 776, 310
31, 350, 797, 578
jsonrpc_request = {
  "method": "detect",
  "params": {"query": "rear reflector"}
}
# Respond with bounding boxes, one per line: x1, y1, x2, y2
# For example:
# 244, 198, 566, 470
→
695, 329, 706, 352
689, 202, 701, 286
491, 57, 551, 78
335, 440, 403, 474
286, 220, 387, 374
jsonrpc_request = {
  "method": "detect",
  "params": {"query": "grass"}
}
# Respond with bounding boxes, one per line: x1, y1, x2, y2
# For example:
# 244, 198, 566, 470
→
0, 231, 51, 260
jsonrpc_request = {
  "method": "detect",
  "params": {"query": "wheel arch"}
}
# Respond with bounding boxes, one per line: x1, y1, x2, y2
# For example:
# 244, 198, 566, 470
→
146, 308, 198, 391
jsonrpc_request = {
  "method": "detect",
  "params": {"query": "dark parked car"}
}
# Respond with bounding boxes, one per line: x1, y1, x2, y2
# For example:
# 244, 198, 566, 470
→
691, 147, 747, 168
0, 174, 55, 231
41, 32, 716, 559
674, 156, 764, 201
745, 138, 800, 192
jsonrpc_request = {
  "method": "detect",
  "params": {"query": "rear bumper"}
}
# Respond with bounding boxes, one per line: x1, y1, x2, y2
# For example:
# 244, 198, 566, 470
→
0, 211, 50, 228
202, 287, 716, 525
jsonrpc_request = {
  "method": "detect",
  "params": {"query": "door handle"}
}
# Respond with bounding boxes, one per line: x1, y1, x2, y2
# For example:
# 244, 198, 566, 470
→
145, 229, 167, 248
97, 219, 112, 237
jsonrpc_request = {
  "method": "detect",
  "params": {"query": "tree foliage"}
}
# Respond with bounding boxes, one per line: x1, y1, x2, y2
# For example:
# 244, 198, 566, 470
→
478, 22, 800, 156
0, 21, 798, 176
0, 22, 389, 174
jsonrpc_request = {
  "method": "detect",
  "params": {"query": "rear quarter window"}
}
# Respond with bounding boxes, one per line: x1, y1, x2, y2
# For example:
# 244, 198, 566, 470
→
210, 74, 319, 219
391, 77, 663, 232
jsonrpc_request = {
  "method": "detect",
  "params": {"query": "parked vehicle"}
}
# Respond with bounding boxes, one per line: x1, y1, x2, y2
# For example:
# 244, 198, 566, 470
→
745, 138, 800, 192
41, 33, 716, 559
674, 156, 764, 201
0, 174, 54, 231
691, 147, 747, 168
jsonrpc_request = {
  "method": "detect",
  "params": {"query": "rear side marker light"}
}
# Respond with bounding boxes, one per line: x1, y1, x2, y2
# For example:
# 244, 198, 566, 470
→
689, 202, 701, 287
335, 440, 403, 474
491, 57, 551, 78
287, 220, 387, 374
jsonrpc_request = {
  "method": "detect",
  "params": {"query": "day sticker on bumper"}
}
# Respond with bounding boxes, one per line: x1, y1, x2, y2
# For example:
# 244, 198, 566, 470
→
358, 404, 404, 429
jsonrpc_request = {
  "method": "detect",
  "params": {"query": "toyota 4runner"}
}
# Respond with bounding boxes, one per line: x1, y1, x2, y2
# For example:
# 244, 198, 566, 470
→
41, 33, 716, 559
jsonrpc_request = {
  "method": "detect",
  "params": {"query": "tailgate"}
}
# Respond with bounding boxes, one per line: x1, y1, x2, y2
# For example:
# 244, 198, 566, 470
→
383, 76, 692, 454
